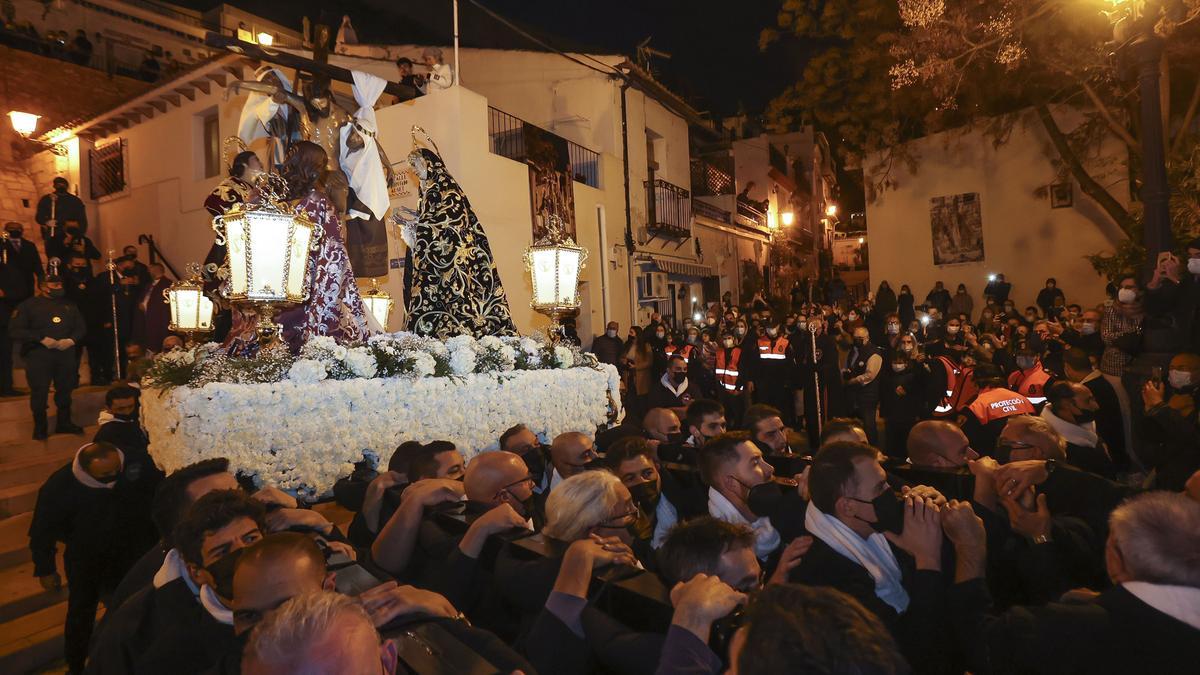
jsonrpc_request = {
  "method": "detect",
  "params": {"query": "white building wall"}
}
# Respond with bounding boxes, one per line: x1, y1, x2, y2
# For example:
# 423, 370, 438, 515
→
865, 108, 1129, 313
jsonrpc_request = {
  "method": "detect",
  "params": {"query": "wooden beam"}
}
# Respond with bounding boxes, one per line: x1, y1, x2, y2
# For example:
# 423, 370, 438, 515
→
122, 111, 142, 124
149, 100, 167, 113
112, 117, 131, 131
223, 64, 245, 80
190, 79, 211, 96
163, 92, 181, 107
175, 87, 195, 101
204, 33, 418, 101
206, 72, 227, 87
135, 106, 155, 117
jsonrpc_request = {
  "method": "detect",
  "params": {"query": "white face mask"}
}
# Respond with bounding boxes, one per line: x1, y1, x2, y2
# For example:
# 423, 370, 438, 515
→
946, 326, 960, 334
1080, 323, 1097, 335
891, 363, 906, 373
656, 332, 666, 340
606, 329, 617, 338
900, 343, 914, 353
767, 328, 778, 337
1168, 370, 1192, 389
1117, 288, 1137, 304
887, 323, 900, 334
798, 322, 808, 331
723, 339, 735, 349
1189, 258, 1200, 275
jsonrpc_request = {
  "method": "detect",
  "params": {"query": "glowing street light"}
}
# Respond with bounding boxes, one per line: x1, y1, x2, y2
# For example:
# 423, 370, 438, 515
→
825, 204, 839, 218
781, 210, 795, 227
7, 111, 40, 137
256, 32, 274, 46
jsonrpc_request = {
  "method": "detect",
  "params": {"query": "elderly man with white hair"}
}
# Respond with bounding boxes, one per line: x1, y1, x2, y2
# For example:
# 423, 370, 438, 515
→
242, 591, 397, 674
943, 491, 1200, 674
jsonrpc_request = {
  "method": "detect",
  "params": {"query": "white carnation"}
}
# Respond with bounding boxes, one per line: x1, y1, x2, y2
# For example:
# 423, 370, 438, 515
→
408, 351, 436, 378
554, 345, 574, 368
450, 347, 477, 375
288, 359, 328, 384
345, 347, 378, 378
446, 334, 477, 353
479, 335, 503, 349
520, 337, 540, 356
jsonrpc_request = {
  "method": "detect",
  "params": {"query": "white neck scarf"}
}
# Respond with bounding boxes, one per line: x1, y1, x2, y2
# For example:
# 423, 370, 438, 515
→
153, 547, 200, 595
707, 487, 780, 559
804, 501, 909, 613
72, 444, 124, 490
199, 585, 235, 626
339, 70, 389, 220
1040, 406, 1099, 448
659, 372, 689, 398
1123, 582, 1200, 631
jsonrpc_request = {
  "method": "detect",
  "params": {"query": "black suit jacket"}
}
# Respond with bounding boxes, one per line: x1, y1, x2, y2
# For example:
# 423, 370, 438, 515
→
790, 536, 953, 674
1, 239, 43, 304
952, 579, 1200, 674
1083, 375, 1127, 468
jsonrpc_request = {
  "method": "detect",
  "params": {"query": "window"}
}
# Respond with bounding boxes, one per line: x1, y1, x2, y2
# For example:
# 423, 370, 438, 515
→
89, 139, 127, 199
201, 112, 220, 178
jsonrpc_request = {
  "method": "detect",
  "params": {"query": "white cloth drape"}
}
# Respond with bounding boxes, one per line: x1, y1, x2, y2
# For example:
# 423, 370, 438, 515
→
804, 500, 910, 613
237, 66, 291, 149
708, 487, 780, 560
339, 70, 389, 221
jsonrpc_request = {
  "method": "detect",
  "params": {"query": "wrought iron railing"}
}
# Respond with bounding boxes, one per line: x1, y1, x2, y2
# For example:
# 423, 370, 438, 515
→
693, 199, 731, 224
487, 106, 601, 188
736, 200, 767, 229
645, 178, 691, 238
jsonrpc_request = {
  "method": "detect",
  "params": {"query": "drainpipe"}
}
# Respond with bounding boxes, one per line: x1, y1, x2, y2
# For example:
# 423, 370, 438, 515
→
620, 80, 636, 327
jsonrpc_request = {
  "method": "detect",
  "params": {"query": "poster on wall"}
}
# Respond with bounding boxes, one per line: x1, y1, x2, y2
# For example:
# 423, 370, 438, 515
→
929, 192, 984, 266
524, 124, 576, 241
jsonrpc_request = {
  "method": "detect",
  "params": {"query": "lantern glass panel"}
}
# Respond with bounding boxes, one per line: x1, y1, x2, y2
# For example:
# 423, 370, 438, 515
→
198, 295, 214, 330
226, 217, 248, 296
170, 287, 202, 330
556, 248, 581, 304
363, 296, 389, 330
246, 213, 292, 300
285, 223, 313, 298
529, 248, 558, 306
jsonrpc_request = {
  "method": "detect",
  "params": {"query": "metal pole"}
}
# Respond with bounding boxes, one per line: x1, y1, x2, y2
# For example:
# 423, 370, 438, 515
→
453, 0, 461, 86
1133, 33, 1172, 276
810, 326, 822, 439
107, 251, 123, 380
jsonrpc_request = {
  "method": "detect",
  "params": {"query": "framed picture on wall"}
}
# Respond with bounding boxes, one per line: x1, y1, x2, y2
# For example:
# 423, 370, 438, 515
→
1050, 182, 1073, 209
930, 192, 984, 266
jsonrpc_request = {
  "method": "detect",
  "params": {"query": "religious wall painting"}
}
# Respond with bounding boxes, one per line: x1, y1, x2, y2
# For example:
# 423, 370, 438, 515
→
929, 192, 984, 266
524, 124, 576, 241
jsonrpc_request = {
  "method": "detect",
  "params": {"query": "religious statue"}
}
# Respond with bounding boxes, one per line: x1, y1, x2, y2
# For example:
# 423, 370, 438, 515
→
402, 129, 517, 338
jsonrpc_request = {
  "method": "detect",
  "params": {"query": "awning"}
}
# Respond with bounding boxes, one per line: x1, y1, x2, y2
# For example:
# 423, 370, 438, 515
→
649, 256, 715, 278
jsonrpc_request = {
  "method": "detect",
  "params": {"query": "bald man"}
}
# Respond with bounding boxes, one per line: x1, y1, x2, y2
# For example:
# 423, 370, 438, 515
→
643, 408, 682, 443
231, 532, 328, 635
907, 420, 979, 469
542, 431, 597, 493
463, 450, 538, 531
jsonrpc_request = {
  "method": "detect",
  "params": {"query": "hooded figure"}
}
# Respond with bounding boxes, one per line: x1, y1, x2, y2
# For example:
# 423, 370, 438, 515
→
404, 146, 517, 338
339, 70, 392, 278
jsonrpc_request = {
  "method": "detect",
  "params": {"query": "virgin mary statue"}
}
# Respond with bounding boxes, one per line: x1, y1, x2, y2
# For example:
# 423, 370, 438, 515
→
403, 144, 516, 338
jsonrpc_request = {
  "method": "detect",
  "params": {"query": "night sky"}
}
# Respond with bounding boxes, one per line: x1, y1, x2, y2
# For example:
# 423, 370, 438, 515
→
183, 0, 794, 117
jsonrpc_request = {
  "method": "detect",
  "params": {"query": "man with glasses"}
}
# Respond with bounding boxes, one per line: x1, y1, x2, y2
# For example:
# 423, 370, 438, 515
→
540, 431, 598, 494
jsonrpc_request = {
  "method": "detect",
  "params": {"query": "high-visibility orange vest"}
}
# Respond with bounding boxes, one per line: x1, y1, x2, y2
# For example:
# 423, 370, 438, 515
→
756, 337, 789, 362
1008, 366, 1051, 405
967, 387, 1035, 425
932, 356, 979, 417
672, 343, 696, 364
715, 348, 742, 391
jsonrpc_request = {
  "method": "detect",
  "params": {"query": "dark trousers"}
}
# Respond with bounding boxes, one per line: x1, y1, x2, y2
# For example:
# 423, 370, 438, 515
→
88, 331, 127, 384
0, 330, 13, 392
719, 390, 747, 428
25, 347, 77, 416
64, 555, 121, 673
755, 381, 794, 425
884, 416, 917, 459
847, 390, 880, 445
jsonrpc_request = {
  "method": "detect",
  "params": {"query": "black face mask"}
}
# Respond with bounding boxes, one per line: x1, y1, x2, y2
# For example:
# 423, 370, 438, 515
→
205, 547, 245, 600
521, 446, 547, 486
48, 288, 66, 299
113, 412, 138, 422
5, 229, 21, 239
627, 480, 661, 510
665, 431, 687, 445
745, 481, 785, 519
94, 473, 120, 484
671, 372, 686, 385
1073, 409, 1097, 424
854, 491, 905, 534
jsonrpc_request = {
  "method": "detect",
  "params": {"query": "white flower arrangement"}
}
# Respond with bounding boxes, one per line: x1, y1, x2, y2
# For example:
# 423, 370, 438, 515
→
143, 364, 622, 495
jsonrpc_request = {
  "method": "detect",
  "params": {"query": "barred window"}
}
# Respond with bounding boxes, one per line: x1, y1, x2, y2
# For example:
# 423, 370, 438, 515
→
89, 139, 128, 199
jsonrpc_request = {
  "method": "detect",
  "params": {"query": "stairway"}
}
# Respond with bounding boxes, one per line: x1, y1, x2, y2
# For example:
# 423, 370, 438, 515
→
0, 365, 107, 674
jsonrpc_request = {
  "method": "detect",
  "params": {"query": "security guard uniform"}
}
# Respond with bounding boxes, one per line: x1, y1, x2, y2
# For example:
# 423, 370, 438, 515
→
9, 277, 86, 439
1008, 362, 1053, 408
962, 386, 1034, 458
752, 334, 794, 424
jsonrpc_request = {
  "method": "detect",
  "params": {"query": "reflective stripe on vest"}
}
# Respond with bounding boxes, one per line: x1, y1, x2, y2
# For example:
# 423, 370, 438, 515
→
672, 344, 695, 364
757, 337, 789, 360
716, 348, 742, 389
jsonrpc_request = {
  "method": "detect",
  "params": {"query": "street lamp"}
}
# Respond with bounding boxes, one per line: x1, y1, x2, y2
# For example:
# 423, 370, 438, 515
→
213, 174, 321, 349
1102, 0, 1172, 276
7, 111, 66, 156
825, 203, 839, 218
256, 32, 274, 46
524, 214, 587, 343
164, 264, 215, 346
360, 279, 394, 331
781, 210, 795, 227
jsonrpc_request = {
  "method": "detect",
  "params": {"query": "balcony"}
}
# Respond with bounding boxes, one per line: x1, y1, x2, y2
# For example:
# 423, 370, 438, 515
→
645, 178, 692, 239
487, 106, 601, 188
690, 157, 734, 197
693, 199, 731, 225
736, 199, 767, 230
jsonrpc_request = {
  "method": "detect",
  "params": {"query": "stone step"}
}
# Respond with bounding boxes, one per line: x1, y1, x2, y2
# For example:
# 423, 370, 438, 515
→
0, 513, 34, 568
0, 560, 67, 625
0, 426, 99, 465
0, 600, 67, 675
0, 482, 41, 520
0, 451, 75, 491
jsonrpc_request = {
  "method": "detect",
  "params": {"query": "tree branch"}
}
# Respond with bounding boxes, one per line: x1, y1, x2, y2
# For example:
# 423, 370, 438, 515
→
1080, 80, 1140, 150
1036, 104, 1133, 239
1170, 74, 1200, 157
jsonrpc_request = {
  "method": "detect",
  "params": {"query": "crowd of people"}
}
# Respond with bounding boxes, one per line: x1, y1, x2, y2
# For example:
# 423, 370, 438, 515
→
18, 254, 1200, 673
3, 177, 176, 436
